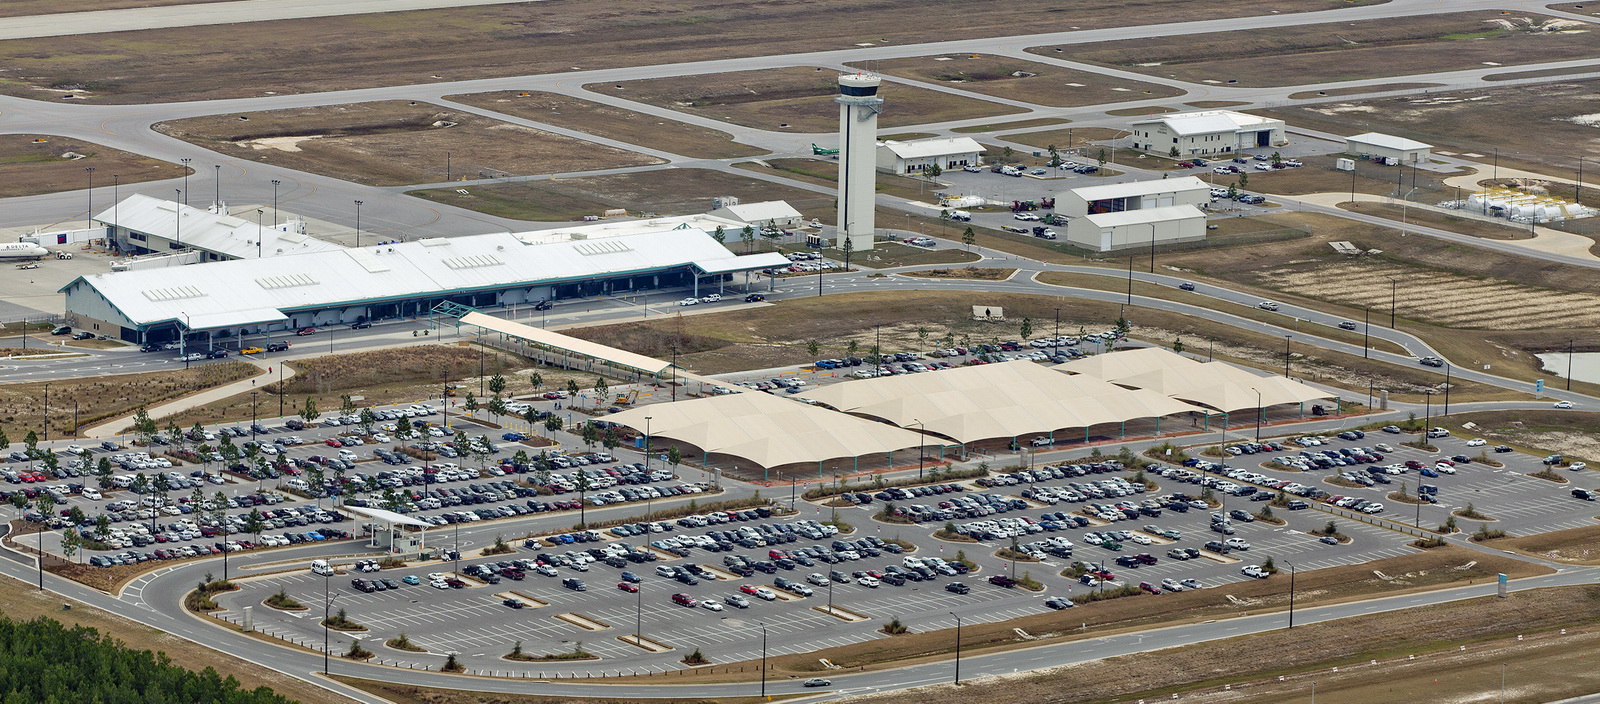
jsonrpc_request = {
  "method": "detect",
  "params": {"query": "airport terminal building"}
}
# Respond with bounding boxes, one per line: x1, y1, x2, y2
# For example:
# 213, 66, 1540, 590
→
60, 219, 788, 346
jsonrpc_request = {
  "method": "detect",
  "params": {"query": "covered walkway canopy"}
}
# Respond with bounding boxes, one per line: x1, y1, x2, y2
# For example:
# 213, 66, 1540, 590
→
797, 360, 1204, 445
603, 391, 925, 471
458, 311, 675, 379
1058, 347, 1333, 413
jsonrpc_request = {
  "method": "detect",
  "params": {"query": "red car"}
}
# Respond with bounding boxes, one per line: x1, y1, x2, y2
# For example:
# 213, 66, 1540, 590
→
739, 584, 760, 595
671, 593, 697, 606
325, 438, 343, 447
617, 582, 639, 593
296, 327, 317, 336
988, 575, 1017, 588
1139, 581, 1162, 594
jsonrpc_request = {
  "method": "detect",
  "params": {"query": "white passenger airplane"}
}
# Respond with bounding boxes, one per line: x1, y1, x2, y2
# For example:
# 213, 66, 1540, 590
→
0, 242, 49, 260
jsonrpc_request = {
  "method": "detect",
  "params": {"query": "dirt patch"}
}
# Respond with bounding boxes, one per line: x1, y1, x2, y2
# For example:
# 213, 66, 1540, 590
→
1000, 127, 1127, 151
0, 361, 255, 440
1339, 201, 1534, 240
154, 101, 662, 186
0, 134, 185, 198
845, 585, 1600, 704
158, 345, 591, 429
900, 267, 1015, 281
1288, 82, 1446, 99
1104, 106, 1176, 116
587, 66, 1025, 132
1243, 154, 1461, 198
847, 54, 1182, 107
335, 677, 794, 704
1490, 524, 1600, 564
1435, 409, 1600, 466
411, 168, 831, 222
1184, 101, 1251, 109
445, 91, 765, 159
1046, 12, 1600, 87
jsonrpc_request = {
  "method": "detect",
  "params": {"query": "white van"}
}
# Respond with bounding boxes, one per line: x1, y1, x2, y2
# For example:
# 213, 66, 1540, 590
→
310, 559, 334, 576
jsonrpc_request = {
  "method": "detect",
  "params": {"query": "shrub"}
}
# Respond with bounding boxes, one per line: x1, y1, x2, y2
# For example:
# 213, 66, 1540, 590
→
682, 648, 709, 665
441, 652, 462, 671
881, 616, 909, 635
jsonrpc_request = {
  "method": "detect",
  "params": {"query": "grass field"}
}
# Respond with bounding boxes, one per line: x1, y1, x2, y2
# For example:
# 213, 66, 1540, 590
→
337, 677, 793, 704
1286, 81, 1444, 99
999, 127, 1126, 151
1043, 12, 1600, 88
0, 363, 255, 440
443, 91, 765, 159
0, 0, 1382, 104
411, 168, 832, 222
156, 345, 592, 429
1340, 201, 1535, 240
153, 101, 662, 187
0, 574, 358, 704
1490, 524, 1600, 564
1243, 154, 1461, 198
1431, 409, 1600, 470
735, 158, 939, 203
949, 118, 1070, 134
845, 54, 1183, 107
1254, 79, 1600, 174
1484, 65, 1600, 81
1183, 101, 1250, 109
833, 242, 981, 269
849, 584, 1598, 704
900, 267, 1015, 280
587, 67, 1025, 132
0, 134, 184, 198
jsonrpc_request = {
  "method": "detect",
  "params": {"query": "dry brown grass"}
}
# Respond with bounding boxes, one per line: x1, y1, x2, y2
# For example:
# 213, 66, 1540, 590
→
1489, 524, 1600, 564
335, 677, 797, 704
444, 91, 766, 159
1432, 409, 1600, 468
586, 66, 1025, 132
900, 267, 1016, 281
834, 243, 981, 269
1286, 82, 1445, 99
1340, 201, 1535, 241
1048, 12, 1600, 87
1242, 154, 1461, 198
0, 572, 358, 704
412, 168, 831, 222
999, 127, 1126, 151
0, 0, 231, 16
846, 585, 1599, 704
1254, 79, 1600, 174
950, 118, 1071, 134
158, 345, 591, 428
154, 101, 662, 187
736, 158, 940, 203
0, 134, 184, 198
847, 54, 1182, 107
0, 362, 255, 440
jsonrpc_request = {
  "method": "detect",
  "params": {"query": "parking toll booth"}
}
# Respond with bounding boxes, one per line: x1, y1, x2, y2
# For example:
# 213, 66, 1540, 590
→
344, 506, 429, 558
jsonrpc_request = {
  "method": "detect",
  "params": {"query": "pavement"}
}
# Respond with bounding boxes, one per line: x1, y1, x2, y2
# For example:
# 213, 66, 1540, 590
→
0, 0, 547, 41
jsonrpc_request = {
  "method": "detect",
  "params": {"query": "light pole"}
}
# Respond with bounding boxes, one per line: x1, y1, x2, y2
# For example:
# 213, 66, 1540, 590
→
914, 418, 925, 479
1284, 559, 1296, 629
1283, 335, 1292, 378
353, 200, 363, 247
1147, 221, 1157, 273
42, 382, 49, 442
85, 167, 96, 230
950, 611, 963, 685
270, 179, 281, 227
174, 189, 183, 246
1443, 361, 1452, 416
1254, 388, 1263, 442
250, 391, 259, 444
1500, 663, 1507, 704
643, 416, 652, 473
1387, 276, 1399, 328
1125, 256, 1134, 305
323, 576, 337, 674
1053, 307, 1062, 360
1311, 680, 1317, 704
759, 622, 768, 699
1362, 306, 1370, 359
635, 578, 643, 648
255, 209, 264, 258
213, 164, 221, 206
874, 324, 882, 377
1567, 339, 1575, 391
180, 158, 192, 204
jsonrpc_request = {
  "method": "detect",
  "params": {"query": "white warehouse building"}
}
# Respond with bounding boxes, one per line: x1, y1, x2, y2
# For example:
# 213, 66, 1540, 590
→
1057, 177, 1210, 252
1130, 111, 1287, 156
875, 136, 984, 175
1345, 132, 1432, 164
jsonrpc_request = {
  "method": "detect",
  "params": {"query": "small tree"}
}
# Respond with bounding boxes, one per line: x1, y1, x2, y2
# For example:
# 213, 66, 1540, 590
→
1257, 504, 1275, 520
1019, 317, 1033, 341
710, 225, 726, 246
95, 457, 113, 488
299, 397, 318, 424
926, 163, 942, 180
1262, 556, 1277, 573
566, 379, 580, 400
593, 377, 609, 405
462, 391, 479, 414
358, 408, 377, 435
1173, 337, 1186, 355
916, 327, 930, 350
510, 640, 523, 658
1271, 151, 1283, 165
1169, 145, 1181, 158
1238, 172, 1249, 189
961, 226, 976, 250
1227, 183, 1239, 200
544, 415, 564, 435
1096, 148, 1107, 168
61, 528, 82, 564
23, 430, 38, 454
1046, 144, 1061, 167
739, 224, 756, 253
847, 340, 859, 357
340, 394, 357, 418
666, 446, 682, 475
132, 407, 157, 445
806, 339, 821, 357
1002, 145, 1015, 162
0, 429, 8, 449
395, 415, 413, 438
841, 233, 855, 270
488, 373, 507, 395
529, 372, 543, 392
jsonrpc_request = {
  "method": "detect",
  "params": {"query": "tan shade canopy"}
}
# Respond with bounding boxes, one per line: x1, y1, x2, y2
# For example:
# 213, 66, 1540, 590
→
1060, 347, 1333, 413
603, 391, 926, 468
797, 360, 1205, 444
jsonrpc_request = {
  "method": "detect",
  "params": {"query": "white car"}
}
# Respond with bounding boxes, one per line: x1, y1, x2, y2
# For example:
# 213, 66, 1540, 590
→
1555, 401, 1575, 409
1241, 565, 1269, 579
1434, 463, 1457, 474
754, 587, 778, 601
1128, 533, 1152, 545
700, 599, 724, 611
678, 298, 699, 306
1013, 213, 1041, 221
1466, 438, 1487, 447
430, 580, 450, 589
1257, 301, 1280, 311
1569, 462, 1588, 472
82, 489, 102, 501
856, 576, 880, 588
1224, 538, 1251, 550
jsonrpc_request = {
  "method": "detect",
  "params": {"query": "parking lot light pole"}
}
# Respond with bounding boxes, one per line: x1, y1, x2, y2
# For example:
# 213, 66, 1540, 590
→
1567, 339, 1575, 391
1283, 335, 1292, 378
643, 416, 652, 472
759, 622, 768, 699
1053, 307, 1062, 359
353, 200, 363, 248
949, 611, 962, 685
1387, 276, 1399, 328
323, 575, 335, 674
1363, 307, 1370, 359
635, 579, 643, 647
270, 179, 281, 227
1284, 559, 1296, 629
1443, 361, 1451, 416
914, 419, 925, 480
1254, 389, 1263, 442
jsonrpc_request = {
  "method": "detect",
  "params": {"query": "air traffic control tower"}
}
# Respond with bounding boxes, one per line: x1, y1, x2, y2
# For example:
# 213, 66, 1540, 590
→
835, 73, 882, 252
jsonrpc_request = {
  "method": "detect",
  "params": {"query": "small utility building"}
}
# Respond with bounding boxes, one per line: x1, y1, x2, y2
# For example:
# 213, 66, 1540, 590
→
876, 136, 984, 175
1345, 132, 1432, 164
1130, 111, 1287, 156
705, 200, 804, 228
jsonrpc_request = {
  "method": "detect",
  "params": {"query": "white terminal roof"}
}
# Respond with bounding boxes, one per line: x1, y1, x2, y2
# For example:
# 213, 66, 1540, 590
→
1132, 110, 1281, 136
64, 227, 781, 329
712, 200, 803, 224
95, 194, 345, 259
1070, 176, 1209, 202
879, 136, 985, 159
1083, 204, 1206, 228
512, 214, 749, 245
797, 360, 1204, 445
1346, 132, 1432, 151
603, 391, 926, 469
